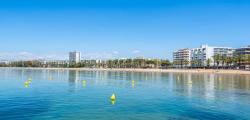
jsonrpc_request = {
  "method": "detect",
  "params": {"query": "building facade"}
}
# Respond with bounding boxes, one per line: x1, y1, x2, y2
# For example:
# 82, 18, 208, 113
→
40, 60, 68, 68
173, 48, 191, 68
191, 45, 234, 67
174, 45, 234, 68
235, 45, 250, 69
191, 45, 214, 67
236, 45, 250, 55
69, 51, 81, 64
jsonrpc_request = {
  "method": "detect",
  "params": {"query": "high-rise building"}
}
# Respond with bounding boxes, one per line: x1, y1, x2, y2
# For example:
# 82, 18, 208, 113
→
173, 48, 191, 68
69, 51, 81, 64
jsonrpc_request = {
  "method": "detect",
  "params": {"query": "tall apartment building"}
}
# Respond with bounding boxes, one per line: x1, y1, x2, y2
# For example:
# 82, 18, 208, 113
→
69, 51, 81, 64
173, 48, 191, 68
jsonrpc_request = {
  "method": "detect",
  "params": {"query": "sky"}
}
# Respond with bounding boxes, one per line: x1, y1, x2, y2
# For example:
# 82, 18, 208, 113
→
0, 0, 250, 60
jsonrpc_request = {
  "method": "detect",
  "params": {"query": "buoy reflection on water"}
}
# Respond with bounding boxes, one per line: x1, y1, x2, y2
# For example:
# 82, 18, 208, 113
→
24, 84, 29, 88
111, 100, 115, 105
24, 81, 29, 88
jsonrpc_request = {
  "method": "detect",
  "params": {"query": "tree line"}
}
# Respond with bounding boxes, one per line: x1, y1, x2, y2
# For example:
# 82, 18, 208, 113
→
69, 59, 172, 68
0, 58, 173, 69
1, 54, 249, 69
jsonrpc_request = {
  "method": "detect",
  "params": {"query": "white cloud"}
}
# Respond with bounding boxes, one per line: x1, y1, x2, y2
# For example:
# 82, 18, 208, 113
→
132, 50, 141, 54
0, 52, 67, 61
19, 51, 32, 55
112, 51, 119, 54
0, 51, 123, 61
81, 52, 115, 60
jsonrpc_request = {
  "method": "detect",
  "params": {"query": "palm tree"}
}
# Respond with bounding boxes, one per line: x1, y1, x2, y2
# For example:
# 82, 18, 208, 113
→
206, 58, 211, 68
237, 54, 245, 69
173, 60, 178, 68
161, 60, 171, 69
220, 55, 226, 69
213, 54, 221, 69
183, 60, 189, 68
191, 60, 198, 68
247, 54, 250, 64
242, 54, 250, 69
225, 57, 233, 69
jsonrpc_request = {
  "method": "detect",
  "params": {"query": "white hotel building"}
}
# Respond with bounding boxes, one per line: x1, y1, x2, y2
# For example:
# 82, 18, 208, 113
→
173, 45, 234, 68
69, 51, 81, 64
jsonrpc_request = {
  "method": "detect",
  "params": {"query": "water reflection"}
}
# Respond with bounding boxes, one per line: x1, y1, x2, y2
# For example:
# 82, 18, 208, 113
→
111, 100, 115, 105
0, 68, 249, 92
65, 70, 250, 93
68, 70, 81, 92
1, 68, 249, 100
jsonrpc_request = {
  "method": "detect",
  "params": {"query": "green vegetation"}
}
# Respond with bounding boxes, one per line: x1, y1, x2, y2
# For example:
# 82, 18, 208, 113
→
0, 58, 172, 69
211, 54, 250, 69
174, 53, 250, 70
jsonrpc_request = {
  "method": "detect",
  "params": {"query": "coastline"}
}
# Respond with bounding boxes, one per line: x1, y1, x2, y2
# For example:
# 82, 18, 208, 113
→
1, 67, 250, 75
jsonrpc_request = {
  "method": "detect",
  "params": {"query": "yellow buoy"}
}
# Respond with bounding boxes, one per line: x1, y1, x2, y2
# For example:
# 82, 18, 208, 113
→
24, 81, 29, 87
132, 80, 135, 84
25, 81, 29, 84
132, 80, 135, 88
110, 93, 116, 101
82, 80, 86, 86
82, 80, 86, 84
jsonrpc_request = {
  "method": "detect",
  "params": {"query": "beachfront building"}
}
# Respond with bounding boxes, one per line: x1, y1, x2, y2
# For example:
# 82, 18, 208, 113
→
191, 45, 234, 67
173, 48, 191, 68
235, 45, 250, 69
40, 60, 68, 68
173, 45, 234, 68
69, 51, 81, 64
80, 59, 109, 68
0, 60, 9, 67
0, 60, 9, 65
191, 45, 214, 67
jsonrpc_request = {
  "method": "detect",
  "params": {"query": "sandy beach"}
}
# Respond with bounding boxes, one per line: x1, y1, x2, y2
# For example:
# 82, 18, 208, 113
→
1, 67, 250, 75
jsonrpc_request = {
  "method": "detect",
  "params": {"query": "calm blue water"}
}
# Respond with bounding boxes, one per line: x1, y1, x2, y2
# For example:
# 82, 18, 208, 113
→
0, 68, 250, 120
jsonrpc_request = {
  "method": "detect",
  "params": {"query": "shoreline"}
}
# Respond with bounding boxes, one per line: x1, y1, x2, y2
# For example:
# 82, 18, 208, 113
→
1, 67, 250, 75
